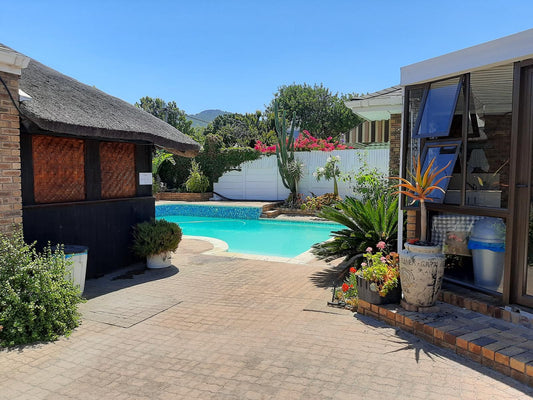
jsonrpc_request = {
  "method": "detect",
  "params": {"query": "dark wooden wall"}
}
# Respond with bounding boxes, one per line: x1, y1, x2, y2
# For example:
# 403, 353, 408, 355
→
23, 197, 154, 278
20, 132, 154, 278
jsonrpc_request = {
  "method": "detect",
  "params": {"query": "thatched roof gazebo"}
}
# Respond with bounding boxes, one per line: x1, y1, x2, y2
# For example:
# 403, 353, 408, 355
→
11, 48, 200, 279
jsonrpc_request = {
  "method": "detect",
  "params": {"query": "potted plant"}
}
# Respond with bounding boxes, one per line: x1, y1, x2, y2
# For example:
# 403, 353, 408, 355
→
392, 156, 450, 309
132, 219, 182, 269
356, 242, 401, 305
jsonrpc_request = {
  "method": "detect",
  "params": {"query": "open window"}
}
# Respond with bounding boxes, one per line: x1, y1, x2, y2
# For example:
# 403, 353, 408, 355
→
420, 140, 462, 203
414, 77, 463, 138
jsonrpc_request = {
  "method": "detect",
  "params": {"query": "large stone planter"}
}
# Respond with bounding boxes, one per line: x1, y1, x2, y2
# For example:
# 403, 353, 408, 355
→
399, 243, 445, 307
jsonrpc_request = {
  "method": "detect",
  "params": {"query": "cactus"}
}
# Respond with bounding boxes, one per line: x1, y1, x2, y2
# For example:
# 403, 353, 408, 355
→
274, 100, 303, 202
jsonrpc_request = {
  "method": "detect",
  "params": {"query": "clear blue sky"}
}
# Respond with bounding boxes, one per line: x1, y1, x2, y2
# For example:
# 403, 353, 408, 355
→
2, 1, 532, 115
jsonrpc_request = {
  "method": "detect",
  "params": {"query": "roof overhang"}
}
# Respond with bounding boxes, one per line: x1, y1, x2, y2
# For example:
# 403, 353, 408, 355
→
401, 28, 533, 86
0, 47, 30, 75
345, 91, 403, 121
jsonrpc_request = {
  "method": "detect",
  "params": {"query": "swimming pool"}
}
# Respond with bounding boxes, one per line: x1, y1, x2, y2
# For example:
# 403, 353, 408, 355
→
158, 215, 339, 258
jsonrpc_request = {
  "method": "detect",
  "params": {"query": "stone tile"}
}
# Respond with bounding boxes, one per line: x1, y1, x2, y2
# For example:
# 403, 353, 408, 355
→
0, 238, 531, 399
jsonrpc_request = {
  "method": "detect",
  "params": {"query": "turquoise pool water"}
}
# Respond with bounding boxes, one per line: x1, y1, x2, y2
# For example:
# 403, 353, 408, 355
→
158, 215, 340, 258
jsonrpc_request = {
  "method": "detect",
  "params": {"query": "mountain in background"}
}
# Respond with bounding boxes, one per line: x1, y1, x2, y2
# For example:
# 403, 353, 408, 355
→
187, 109, 230, 128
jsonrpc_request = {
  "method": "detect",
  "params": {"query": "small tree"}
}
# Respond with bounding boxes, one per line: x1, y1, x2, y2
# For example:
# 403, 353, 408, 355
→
274, 101, 303, 206
152, 149, 175, 193
314, 155, 341, 197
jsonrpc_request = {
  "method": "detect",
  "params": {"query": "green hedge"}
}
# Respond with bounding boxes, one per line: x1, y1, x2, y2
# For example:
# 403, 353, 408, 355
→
159, 134, 260, 191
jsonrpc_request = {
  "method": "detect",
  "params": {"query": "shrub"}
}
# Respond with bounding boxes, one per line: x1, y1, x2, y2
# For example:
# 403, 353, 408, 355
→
185, 160, 210, 193
312, 195, 398, 262
132, 219, 182, 257
301, 193, 341, 212
0, 228, 84, 347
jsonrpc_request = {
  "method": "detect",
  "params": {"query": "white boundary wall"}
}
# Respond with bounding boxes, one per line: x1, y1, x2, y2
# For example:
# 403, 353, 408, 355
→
214, 148, 389, 201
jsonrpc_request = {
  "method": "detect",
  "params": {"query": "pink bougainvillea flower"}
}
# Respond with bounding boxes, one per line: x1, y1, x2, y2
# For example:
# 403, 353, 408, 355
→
366, 247, 373, 253
376, 241, 386, 250
380, 257, 386, 262
361, 262, 367, 267
342, 283, 349, 292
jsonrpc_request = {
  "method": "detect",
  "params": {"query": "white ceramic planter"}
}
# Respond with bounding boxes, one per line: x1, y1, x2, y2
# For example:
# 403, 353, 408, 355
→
146, 251, 173, 269
399, 243, 445, 307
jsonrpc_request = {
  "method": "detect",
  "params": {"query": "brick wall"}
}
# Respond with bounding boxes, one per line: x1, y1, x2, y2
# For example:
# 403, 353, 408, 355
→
0, 71, 22, 233
406, 210, 418, 240
389, 113, 401, 177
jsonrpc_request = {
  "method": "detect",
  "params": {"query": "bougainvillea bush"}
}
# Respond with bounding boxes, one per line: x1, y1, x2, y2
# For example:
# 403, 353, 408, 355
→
254, 130, 353, 153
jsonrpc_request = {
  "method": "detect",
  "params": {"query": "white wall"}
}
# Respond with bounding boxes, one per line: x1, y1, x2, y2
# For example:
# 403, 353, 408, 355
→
214, 148, 390, 201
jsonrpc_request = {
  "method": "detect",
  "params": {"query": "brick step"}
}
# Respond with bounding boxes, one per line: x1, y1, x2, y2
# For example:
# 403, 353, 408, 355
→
260, 209, 281, 218
357, 299, 533, 387
261, 202, 282, 212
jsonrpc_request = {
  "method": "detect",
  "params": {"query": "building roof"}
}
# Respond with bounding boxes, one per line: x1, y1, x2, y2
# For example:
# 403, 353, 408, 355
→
345, 86, 402, 121
0, 44, 30, 75
14, 51, 199, 156
401, 28, 533, 86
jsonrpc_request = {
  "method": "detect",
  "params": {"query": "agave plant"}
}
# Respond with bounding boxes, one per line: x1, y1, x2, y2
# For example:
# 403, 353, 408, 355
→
392, 156, 450, 243
312, 195, 398, 262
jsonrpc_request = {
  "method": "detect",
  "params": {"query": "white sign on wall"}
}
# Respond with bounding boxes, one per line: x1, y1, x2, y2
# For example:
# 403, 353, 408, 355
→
139, 172, 153, 185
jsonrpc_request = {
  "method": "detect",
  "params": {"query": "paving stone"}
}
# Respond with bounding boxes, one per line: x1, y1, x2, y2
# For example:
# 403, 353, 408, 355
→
0, 238, 531, 399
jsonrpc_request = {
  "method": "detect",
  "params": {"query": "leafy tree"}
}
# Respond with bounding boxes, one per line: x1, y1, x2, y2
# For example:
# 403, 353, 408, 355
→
135, 96, 195, 138
204, 111, 276, 147
267, 83, 362, 140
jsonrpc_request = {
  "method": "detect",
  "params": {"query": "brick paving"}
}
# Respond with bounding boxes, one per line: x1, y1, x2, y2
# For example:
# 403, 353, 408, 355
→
0, 239, 532, 399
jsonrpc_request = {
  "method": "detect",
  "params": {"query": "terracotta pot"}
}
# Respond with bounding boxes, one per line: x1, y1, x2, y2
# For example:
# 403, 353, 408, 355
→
399, 243, 445, 307
146, 251, 173, 269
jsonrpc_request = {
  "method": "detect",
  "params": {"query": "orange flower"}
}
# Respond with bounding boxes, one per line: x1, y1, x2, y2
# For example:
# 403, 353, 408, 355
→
350, 267, 356, 273
342, 283, 349, 292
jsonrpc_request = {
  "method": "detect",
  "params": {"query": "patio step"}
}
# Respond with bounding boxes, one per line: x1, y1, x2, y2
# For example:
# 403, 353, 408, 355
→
356, 299, 533, 386
261, 209, 281, 218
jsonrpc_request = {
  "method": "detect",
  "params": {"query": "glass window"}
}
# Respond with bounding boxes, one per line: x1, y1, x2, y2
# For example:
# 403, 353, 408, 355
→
421, 140, 462, 203
414, 77, 462, 138
466, 65, 513, 208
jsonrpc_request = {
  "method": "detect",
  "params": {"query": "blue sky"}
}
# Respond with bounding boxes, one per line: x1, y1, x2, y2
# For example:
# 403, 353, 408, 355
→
2, 1, 532, 115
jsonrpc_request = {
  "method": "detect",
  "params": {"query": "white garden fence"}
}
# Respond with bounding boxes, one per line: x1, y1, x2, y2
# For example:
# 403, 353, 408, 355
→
213, 147, 390, 201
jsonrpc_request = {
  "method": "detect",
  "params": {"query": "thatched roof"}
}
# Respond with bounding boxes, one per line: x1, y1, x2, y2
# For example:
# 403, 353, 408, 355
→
16, 54, 200, 157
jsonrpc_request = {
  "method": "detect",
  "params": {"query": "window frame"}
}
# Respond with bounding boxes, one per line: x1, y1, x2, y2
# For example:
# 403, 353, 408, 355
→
413, 76, 464, 139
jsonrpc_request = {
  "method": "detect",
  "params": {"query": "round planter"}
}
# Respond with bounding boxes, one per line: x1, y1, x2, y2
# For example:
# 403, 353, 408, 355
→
146, 251, 173, 269
399, 243, 445, 307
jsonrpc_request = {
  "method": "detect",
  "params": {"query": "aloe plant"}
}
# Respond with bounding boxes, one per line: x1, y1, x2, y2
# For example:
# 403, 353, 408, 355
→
312, 195, 398, 262
392, 156, 450, 242
274, 100, 303, 204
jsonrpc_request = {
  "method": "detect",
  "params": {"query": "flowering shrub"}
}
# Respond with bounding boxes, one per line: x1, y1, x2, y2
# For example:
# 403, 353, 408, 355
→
254, 130, 353, 154
357, 242, 400, 297
334, 266, 358, 309
301, 193, 341, 212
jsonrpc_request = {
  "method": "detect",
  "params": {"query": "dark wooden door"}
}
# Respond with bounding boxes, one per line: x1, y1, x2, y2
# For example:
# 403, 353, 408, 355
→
511, 63, 533, 307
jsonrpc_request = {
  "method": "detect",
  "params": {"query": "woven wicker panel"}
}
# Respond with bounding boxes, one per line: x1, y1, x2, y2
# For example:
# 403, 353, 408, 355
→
32, 135, 86, 204
100, 142, 136, 199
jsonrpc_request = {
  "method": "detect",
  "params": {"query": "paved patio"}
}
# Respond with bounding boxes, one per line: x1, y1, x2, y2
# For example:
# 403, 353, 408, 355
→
0, 238, 532, 399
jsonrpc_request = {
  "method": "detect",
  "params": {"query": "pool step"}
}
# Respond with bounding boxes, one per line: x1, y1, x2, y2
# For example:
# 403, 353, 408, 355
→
261, 209, 281, 218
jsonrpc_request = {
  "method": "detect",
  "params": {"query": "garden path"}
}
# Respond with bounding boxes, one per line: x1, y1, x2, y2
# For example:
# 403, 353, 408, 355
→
0, 239, 531, 399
